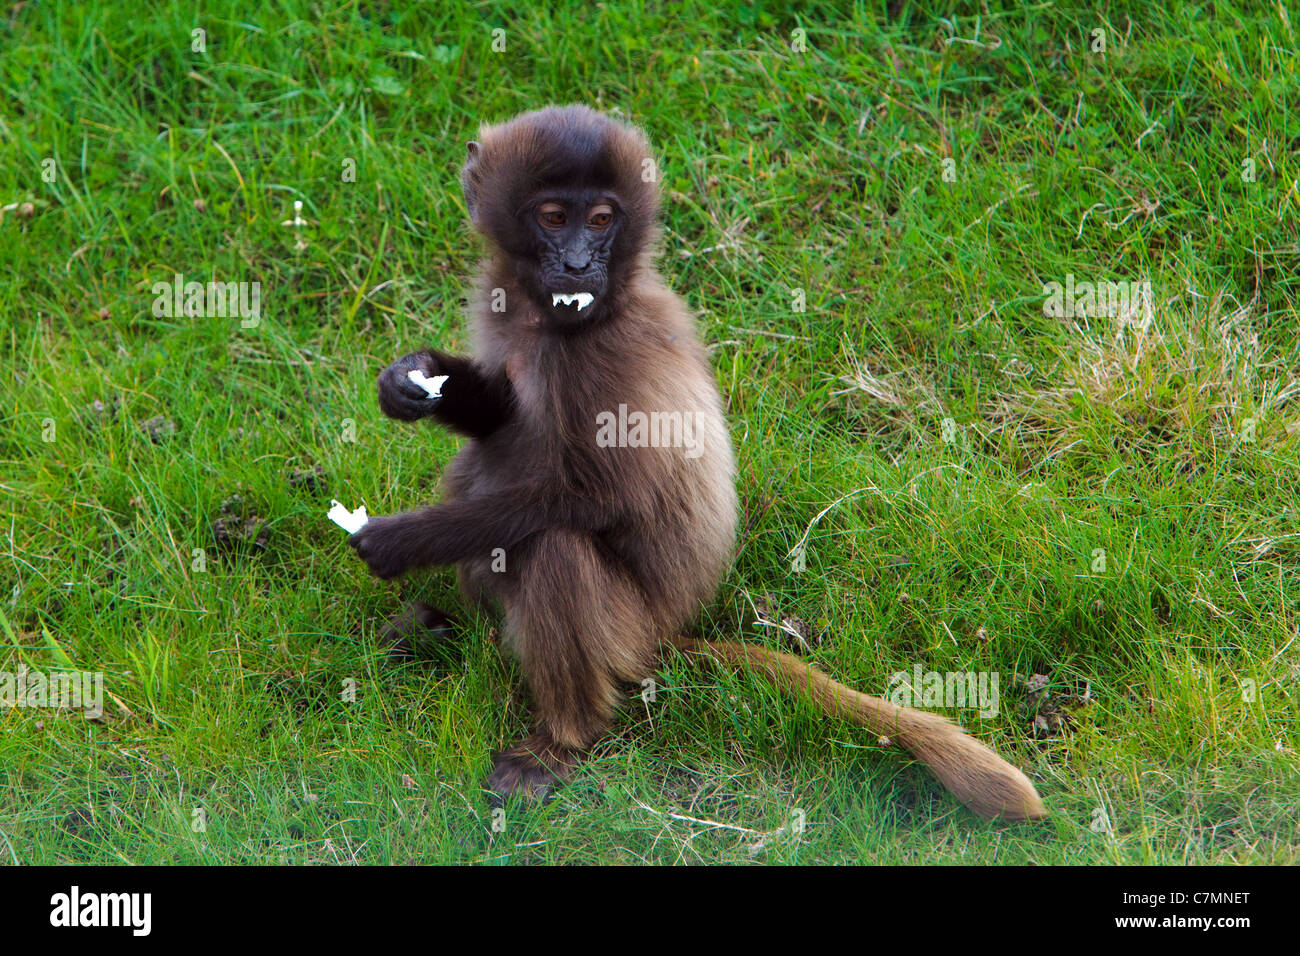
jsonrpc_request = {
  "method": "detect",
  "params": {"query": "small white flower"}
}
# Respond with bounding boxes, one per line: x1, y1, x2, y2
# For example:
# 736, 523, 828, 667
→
281, 199, 308, 227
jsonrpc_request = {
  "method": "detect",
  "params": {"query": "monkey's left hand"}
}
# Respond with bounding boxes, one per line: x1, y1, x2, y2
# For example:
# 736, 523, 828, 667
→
349, 515, 413, 579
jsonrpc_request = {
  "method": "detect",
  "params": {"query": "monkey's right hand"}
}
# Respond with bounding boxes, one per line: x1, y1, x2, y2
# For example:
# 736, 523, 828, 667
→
378, 350, 442, 421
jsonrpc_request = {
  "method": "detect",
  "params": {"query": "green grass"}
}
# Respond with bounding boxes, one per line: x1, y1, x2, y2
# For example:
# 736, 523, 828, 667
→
2, 0, 1298, 864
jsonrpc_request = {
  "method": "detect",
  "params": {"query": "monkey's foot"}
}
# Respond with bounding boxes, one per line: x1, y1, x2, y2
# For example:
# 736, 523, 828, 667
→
486, 734, 580, 806
380, 601, 457, 659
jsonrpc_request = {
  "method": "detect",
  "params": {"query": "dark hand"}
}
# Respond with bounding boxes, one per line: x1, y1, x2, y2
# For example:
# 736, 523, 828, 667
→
378, 350, 443, 422
349, 514, 414, 579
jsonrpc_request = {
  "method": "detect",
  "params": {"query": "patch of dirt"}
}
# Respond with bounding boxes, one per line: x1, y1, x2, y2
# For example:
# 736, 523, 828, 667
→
211, 493, 269, 556
1018, 670, 1092, 740
263, 671, 340, 718
750, 591, 827, 654
80, 397, 121, 430
138, 415, 176, 442
288, 464, 327, 496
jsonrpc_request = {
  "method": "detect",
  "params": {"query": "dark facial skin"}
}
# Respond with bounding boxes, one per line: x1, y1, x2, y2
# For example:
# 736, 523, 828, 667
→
520, 191, 622, 327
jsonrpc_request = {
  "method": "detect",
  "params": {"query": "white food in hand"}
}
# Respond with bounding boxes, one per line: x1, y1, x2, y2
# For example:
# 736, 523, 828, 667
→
407, 368, 450, 398
328, 499, 369, 534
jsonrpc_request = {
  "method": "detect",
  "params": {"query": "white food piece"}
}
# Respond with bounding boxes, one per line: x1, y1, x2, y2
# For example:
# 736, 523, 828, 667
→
551, 292, 594, 311
407, 368, 449, 398
327, 499, 369, 534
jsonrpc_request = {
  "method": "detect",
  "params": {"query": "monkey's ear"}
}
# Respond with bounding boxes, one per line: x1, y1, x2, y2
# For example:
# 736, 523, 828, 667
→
462, 141, 483, 222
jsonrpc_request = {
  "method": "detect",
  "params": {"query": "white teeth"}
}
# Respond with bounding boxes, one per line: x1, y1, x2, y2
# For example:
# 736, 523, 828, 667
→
551, 292, 595, 311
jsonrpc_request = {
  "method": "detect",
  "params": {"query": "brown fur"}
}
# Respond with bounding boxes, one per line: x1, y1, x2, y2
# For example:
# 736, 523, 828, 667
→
351, 105, 1046, 821
674, 637, 1046, 821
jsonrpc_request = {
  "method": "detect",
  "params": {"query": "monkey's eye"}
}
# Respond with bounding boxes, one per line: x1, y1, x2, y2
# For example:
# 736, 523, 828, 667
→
538, 204, 566, 229
587, 204, 614, 229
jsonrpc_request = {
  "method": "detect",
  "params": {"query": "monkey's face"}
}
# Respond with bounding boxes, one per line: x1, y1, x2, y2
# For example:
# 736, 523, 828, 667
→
460, 105, 661, 330
522, 191, 622, 326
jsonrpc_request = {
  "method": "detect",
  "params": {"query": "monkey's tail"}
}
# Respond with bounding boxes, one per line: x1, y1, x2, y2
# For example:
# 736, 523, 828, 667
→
674, 637, 1047, 822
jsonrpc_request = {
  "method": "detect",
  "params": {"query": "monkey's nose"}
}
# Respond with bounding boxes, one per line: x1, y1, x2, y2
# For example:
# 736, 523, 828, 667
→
563, 253, 591, 272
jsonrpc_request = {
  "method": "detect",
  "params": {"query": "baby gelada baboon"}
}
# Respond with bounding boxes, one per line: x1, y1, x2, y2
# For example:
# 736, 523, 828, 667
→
348, 105, 1045, 821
